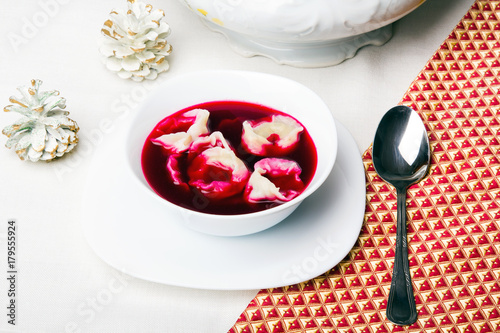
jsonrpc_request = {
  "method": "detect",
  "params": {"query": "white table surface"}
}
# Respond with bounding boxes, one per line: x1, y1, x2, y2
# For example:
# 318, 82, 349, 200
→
0, 0, 475, 332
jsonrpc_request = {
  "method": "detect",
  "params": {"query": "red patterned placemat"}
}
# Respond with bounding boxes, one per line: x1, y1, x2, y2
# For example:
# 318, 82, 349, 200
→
229, 1, 500, 332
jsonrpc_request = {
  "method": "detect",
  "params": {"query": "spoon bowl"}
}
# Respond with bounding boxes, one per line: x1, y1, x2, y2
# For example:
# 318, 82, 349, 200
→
372, 105, 430, 326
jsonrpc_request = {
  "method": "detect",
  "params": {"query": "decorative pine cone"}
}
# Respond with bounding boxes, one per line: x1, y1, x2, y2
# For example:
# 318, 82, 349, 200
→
2, 79, 79, 162
99, 0, 173, 81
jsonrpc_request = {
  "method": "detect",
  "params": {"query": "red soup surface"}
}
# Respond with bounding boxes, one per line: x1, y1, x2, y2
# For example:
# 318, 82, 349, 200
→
141, 100, 318, 215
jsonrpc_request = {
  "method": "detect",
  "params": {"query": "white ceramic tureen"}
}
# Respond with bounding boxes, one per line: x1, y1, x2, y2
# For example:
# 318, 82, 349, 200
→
179, 0, 425, 67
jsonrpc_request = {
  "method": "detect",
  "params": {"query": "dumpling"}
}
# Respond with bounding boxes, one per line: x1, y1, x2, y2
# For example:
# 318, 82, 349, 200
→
241, 114, 303, 156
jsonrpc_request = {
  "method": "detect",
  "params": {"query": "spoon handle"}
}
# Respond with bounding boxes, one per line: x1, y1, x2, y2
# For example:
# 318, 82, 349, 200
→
386, 189, 418, 326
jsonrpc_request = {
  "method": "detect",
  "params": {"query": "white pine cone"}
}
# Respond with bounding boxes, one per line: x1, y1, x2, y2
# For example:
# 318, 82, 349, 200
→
2, 79, 79, 162
99, 0, 173, 82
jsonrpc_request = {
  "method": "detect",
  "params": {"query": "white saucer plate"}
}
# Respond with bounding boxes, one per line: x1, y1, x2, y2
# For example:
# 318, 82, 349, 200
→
82, 118, 366, 290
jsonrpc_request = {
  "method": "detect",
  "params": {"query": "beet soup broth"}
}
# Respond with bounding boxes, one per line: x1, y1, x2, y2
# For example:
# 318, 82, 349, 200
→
141, 101, 318, 215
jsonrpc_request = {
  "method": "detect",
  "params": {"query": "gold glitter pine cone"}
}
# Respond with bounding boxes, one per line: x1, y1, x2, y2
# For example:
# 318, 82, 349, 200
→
2, 79, 79, 162
99, 0, 173, 82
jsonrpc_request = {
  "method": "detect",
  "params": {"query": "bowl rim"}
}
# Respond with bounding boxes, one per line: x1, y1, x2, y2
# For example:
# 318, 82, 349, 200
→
124, 69, 337, 219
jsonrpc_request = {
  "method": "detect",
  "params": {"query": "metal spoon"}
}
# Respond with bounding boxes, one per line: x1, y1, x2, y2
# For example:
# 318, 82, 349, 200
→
372, 105, 430, 326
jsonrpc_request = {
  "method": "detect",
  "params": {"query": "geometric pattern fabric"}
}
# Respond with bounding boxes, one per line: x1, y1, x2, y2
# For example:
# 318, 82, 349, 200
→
229, 1, 500, 332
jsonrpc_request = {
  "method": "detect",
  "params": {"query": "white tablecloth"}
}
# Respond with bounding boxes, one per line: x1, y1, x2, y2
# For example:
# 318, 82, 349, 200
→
0, 0, 475, 332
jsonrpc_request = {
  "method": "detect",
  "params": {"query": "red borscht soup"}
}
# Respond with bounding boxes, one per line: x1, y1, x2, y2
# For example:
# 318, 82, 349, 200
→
141, 101, 318, 215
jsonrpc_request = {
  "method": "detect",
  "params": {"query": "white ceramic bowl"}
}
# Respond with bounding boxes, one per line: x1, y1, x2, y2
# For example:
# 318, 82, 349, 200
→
179, 0, 425, 67
124, 70, 337, 236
